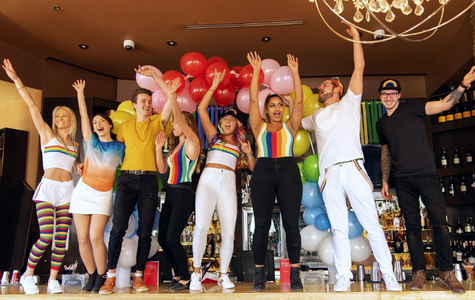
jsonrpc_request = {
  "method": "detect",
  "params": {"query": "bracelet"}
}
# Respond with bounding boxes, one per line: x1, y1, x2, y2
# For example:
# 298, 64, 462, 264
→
246, 153, 253, 157
460, 81, 470, 89
209, 89, 216, 92
17, 86, 25, 90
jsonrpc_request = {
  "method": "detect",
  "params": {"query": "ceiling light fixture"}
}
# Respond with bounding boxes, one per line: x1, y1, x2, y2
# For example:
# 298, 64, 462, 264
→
53, 5, 60, 11
78, 44, 89, 50
184, 19, 305, 29
262, 36, 272, 42
309, 0, 475, 43
167, 40, 177, 46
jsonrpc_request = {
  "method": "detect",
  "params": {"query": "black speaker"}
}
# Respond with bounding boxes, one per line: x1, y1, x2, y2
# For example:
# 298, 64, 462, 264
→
234, 250, 275, 282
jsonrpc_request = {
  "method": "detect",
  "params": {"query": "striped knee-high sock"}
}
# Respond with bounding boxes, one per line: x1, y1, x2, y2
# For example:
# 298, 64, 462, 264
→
51, 203, 72, 271
27, 201, 55, 269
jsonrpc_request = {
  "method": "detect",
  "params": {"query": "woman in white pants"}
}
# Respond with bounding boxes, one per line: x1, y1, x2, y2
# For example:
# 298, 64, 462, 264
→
190, 71, 255, 290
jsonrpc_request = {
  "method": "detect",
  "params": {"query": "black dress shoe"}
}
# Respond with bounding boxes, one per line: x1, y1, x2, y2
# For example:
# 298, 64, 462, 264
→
82, 270, 97, 292
290, 267, 303, 291
254, 267, 266, 291
91, 273, 107, 293
170, 281, 190, 292
165, 279, 179, 288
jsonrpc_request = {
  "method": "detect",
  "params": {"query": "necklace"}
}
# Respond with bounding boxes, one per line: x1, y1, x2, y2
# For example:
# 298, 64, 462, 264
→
134, 119, 151, 142
56, 134, 77, 158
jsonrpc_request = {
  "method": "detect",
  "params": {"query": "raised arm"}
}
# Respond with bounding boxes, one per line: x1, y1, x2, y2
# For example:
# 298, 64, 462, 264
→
72, 80, 92, 143
381, 144, 392, 200
346, 22, 365, 96
425, 66, 475, 115
286, 54, 303, 136
155, 131, 169, 174
240, 140, 256, 172
198, 70, 226, 141
247, 52, 264, 137
2, 59, 53, 142
168, 79, 200, 161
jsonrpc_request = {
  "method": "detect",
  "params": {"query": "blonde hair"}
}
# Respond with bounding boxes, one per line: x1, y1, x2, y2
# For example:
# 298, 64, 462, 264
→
52, 106, 78, 154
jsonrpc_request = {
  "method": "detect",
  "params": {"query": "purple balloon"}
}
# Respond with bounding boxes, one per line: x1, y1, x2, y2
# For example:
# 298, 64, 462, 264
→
270, 66, 294, 94
135, 65, 163, 92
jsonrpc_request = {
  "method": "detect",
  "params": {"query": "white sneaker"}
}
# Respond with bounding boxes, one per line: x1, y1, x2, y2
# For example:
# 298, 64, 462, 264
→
47, 278, 63, 294
333, 276, 351, 292
20, 275, 39, 294
382, 272, 402, 292
218, 274, 235, 289
190, 273, 202, 291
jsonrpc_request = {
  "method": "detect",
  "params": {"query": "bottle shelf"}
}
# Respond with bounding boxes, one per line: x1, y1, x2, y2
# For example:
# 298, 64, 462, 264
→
432, 118, 475, 133
450, 233, 475, 239
444, 195, 475, 205
436, 165, 475, 177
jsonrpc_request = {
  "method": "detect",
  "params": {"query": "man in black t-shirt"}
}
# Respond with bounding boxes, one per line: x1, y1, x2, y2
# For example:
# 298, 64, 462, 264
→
376, 69, 475, 294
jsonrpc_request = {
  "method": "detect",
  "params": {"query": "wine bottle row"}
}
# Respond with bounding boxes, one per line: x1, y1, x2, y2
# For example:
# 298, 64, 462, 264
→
452, 215, 475, 235
438, 91, 475, 123
451, 240, 475, 264
439, 174, 475, 196
440, 145, 473, 169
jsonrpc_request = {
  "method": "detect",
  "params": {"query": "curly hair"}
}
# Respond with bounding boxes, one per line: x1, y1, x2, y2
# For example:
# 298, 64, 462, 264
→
210, 116, 249, 169
167, 111, 205, 173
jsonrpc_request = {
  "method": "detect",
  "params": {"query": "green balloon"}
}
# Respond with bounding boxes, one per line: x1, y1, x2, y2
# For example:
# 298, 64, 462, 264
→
113, 165, 121, 192
297, 162, 308, 184
302, 154, 320, 182
156, 173, 163, 193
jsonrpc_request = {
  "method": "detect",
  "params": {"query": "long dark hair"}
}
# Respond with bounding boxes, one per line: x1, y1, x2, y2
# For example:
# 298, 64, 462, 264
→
92, 113, 116, 140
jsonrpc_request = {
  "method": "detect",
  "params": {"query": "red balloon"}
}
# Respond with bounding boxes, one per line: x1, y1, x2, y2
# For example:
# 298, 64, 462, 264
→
205, 62, 230, 88
239, 64, 264, 89
189, 77, 211, 103
213, 82, 235, 106
230, 66, 243, 90
207, 56, 228, 67
180, 52, 207, 77
162, 71, 185, 93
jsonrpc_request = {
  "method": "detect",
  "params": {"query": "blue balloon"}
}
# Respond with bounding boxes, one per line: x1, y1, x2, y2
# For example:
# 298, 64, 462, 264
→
303, 206, 326, 226
129, 209, 139, 238
301, 181, 323, 208
153, 208, 160, 230
348, 211, 364, 239
315, 213, 331, 231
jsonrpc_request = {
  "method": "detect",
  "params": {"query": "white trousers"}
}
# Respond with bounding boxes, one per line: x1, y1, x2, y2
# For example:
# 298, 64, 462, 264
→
319, 160, 393, 279
192, 168, 237, 274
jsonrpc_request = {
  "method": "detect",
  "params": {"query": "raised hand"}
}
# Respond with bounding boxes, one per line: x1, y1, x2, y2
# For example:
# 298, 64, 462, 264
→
239, 140, 253, 156
134, 65, 156, 77
211, 69, 226, 89
462, 66, 475, 87
167, 78, 182, 97
287, 54, 299, 73
2, 59, 19, 81
72, 79, 86, 92
342, 20, 359, 39
247, 52, 262, 70
75, 163, 84, 176
155, 131, 167, 149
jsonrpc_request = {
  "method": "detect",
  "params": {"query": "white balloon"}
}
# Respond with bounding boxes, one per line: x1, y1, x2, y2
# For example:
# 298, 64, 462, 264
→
118, 239, 138, 268
300, 225, 329, 252
148, 236, 159, 258
125, 215, 137, 238
316, 235, 335, 266
103, 231, 110, 249
350, 235, 372, 263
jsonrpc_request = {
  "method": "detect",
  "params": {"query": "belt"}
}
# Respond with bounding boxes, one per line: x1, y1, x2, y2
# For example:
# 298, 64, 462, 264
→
121, 170, 157, 175
168, 182, 194, 193
334, 158, 363, 165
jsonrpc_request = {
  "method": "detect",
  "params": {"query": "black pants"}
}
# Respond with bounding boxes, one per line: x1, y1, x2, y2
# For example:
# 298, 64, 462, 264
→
394, 173, 453, 272
251, 157, 302, 265
158, 183, 194, 281
107, 173, 159, 271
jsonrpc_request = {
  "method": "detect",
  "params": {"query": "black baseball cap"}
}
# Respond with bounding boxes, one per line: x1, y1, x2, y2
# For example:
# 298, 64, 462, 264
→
378, 79, 401, 93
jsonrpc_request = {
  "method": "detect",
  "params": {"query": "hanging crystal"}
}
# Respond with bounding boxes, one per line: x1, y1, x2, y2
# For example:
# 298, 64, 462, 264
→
369, 0, 380, 12
334, 0, 344, 14
366, 9, 371, 21
402, 2, 412, 15
356, 0, 365, 10
413, 0, 423, 5
439, 0, 448, 4
354, 9, 364, 22
414, 4, 424, 16
385, 8, 396, 22
392, 0, 403, 9
378, 0, 390, 13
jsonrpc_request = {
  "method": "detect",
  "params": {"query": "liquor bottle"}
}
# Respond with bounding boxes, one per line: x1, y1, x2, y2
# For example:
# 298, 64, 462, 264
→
438, 108, 447, 123
468, 241, 475, 264
440, 177, 446, 195
387, 231, 395, 253
446, 215, 452, 234
402, 233, 409, 253
446, 103, 455, 122
460, 175, 467, 196
205, 233, 215, 257
463, 241, 469, 263
467, 144, 473, 166
466, 215, 474, 234
423, 232, 433, 253
215, 227, 221, 256
472, 174, 475, 194
441, 147, 448, 168
453, 146, 460, 167
471, 216, 475, 233
449, 177, 455, 196
463, 93, 472, 119
420, 207, 426, 230
456, 241, 464, 263
452, 240, 457, 263
455, 216, 464, 234
454, 99, 463, 121
394, 231, 403, 253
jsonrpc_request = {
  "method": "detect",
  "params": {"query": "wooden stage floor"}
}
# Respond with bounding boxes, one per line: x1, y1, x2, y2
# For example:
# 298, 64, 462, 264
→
1, 281, 474, 299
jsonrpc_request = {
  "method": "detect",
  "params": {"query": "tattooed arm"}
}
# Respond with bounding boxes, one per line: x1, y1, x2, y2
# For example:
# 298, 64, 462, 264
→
425, 65, 475, 115
381, 144, 392, 200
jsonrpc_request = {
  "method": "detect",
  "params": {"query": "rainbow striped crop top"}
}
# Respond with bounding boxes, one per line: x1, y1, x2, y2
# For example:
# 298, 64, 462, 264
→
256, 122, 294, 158
206, 140, 240, 171
41, 137, 77, 172
167, 141, 197, 184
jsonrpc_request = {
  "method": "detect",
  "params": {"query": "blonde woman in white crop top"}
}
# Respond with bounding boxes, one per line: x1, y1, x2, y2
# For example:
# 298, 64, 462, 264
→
190, 70, 256, 291
3, 59, 80, 294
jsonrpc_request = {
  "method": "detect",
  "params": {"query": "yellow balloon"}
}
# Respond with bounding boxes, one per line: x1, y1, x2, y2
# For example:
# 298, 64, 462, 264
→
290, 85, 314, 102
282, 107, 290, 123
117, 100, 137, 118
293, 129, 310, 156
110, 111, 135, 134
303, 94, 324, 118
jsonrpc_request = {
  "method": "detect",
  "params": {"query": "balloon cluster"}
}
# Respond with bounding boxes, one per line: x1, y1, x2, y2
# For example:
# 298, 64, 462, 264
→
299, 154, 372, 265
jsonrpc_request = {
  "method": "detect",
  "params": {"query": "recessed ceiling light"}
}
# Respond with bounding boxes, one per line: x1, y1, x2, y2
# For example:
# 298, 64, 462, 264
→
79, 44, 89, 50
262, 36, 271, 42
53, 5, 60, 11
167, 40, 177, 47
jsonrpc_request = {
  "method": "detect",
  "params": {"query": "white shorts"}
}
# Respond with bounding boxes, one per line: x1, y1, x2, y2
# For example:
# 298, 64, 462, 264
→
69, 177, 113, 216
32, 177, 74, 207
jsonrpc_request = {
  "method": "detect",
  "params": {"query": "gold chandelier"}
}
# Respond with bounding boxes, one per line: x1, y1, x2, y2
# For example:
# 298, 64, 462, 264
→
309, 0, 475, 43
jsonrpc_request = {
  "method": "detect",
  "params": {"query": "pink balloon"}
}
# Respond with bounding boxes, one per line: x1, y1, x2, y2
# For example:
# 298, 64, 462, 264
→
258, 88, 275, 119
152, 89, 167, 113
177, 88, 198, 113
261, 59, 281, 86
236, 87, 250, 114
270, 66, 294, 94
135, 65, 163, 92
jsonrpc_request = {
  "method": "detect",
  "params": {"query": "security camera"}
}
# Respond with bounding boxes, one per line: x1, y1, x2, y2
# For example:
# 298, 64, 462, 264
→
123, 40, 135, 51
374, 29, 385, 40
